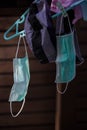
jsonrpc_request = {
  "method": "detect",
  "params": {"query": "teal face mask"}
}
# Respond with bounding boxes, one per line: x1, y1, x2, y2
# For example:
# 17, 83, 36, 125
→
55, 15, 76, 94
9, 35, 30, 117
55, 32, 76, 83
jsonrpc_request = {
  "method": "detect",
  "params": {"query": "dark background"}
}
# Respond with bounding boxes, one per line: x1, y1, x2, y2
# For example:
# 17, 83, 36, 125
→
0, 0, 51, 7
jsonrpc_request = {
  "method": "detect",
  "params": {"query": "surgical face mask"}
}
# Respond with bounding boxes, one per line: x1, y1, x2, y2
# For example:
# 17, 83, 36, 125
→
55, 15, 76, 94
9, 35, 30, 117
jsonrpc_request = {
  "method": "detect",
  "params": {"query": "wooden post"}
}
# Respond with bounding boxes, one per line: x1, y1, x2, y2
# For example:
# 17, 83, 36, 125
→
55, 83, 62, 130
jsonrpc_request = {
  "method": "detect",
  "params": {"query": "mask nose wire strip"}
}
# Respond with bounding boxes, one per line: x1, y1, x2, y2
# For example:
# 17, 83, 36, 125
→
10, 98, 25, 118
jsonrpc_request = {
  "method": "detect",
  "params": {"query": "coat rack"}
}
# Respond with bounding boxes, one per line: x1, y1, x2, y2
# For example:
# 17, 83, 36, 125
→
4, 0, 87, 40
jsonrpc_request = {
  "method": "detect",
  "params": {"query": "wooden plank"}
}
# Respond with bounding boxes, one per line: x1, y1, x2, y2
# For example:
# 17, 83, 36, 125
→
0, 8, 27, 16
28, 85, 56, 99
78, 44, 87, 57
0, 46, 33, 59
0, 33, 19, 45
0, 43, 86, 62
77, 31, 87, 44
0, 112, 55, 126
0, 85, 56, 100
0, 17, 19, 31
77, 19, 87, 29
76, 71, 87, 81
0, 60, 55, 73
76, 123, 87, 130
76, 110, 87, 122
75, 83, 87, 97
0, 74, 13, 86
0, 72, 55, 86
0, 125, 54, 130
0, 61, 13, 73
0, 99, 55, 113
75, 98, 87, 109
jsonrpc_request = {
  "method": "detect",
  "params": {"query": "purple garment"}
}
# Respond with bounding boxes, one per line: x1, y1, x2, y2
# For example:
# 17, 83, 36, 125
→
50, 0, 74, 13
24, 0, 57, 63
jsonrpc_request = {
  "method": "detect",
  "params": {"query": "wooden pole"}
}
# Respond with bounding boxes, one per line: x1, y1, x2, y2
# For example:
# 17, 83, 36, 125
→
55, 83, 62, 130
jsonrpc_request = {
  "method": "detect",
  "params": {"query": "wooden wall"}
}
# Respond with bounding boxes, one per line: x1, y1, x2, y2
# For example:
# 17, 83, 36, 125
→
0, 8, 56, 130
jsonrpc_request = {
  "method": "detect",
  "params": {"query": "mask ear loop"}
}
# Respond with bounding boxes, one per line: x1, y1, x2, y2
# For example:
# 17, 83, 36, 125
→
10, 98, 25, 118
10, 35, 28, 117
15, 34, 28, 58
56, 83, 68, 94
56, 13, 72, 94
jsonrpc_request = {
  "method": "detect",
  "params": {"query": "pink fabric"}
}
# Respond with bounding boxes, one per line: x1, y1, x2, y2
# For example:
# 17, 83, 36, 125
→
50, 0, 83, 24
50, 0, 74, 13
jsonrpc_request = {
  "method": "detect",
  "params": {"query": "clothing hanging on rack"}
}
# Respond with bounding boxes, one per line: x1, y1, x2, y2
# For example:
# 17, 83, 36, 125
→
24, 0, 57, 64
50, 0, 85, 23
4, 0, 87, 40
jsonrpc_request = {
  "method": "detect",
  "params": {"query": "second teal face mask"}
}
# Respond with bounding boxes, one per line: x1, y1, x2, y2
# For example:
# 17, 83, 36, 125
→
55, 32, 76, 83
55, 14, 76, 94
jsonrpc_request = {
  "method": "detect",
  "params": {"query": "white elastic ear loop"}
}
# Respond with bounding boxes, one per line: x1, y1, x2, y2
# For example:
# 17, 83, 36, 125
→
59, 14, 72, 35
22, 36, 28, 56
15, 35, 21, 58
59, 14, 64, 35
67, 14, 72, 33
76, 58, 85, 66
56, 83, 68, 94
10, 98, 25, 118
15, 35, 28, 58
